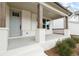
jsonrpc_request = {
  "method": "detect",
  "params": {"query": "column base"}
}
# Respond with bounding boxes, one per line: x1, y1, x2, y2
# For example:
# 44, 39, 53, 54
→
64, 29, 70, 37
35, 29, 45, 43
0, 28, 8, 53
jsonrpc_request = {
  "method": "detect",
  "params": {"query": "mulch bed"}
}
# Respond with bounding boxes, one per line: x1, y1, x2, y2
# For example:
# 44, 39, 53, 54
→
74, 44, 79, 55
44, 48, 59, 56
45, 44, 79, 56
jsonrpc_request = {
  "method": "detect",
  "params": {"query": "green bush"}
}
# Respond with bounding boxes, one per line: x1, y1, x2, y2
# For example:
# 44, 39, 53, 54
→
62, 38, 76, 48
55, 41, 73, 56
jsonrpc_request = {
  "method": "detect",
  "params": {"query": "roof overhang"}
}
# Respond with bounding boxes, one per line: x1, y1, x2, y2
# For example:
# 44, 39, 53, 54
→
7, 2, 72, 20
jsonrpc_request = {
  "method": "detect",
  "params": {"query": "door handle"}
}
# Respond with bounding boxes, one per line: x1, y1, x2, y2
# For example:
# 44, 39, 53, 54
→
20, 25, 21, 30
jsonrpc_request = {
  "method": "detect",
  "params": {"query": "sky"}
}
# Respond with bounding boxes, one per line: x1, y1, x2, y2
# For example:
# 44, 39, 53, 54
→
60, 2, 79, 12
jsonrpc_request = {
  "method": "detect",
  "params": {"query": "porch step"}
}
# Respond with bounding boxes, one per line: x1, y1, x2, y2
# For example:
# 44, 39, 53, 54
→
0, 43, 47, 56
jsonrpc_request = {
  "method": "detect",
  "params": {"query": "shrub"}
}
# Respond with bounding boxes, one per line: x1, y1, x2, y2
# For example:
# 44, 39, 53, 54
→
55, 41, 73, 56
62, 38, 76, 48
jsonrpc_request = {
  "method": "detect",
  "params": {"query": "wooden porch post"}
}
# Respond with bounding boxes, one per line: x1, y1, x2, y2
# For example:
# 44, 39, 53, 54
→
64, 16, 68, 29
37, 3, 43, 28
36, 3, 45, 43
64, 16, 70, 37
0, 2, 6, 27
0, 3, 8, 53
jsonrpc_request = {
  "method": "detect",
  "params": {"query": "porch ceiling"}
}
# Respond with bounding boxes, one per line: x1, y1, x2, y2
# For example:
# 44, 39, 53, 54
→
7, 2, 70, 20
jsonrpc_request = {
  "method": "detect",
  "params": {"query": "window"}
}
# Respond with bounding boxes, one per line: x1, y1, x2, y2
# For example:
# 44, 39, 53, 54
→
12, 11, 20, 17
47, 25, 49, 29
43, 19, 50, 29
43, 19, 46, 29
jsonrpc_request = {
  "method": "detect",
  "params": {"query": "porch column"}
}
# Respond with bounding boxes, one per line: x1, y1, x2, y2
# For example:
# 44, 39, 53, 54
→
64, 16, 68, 29
0, 2, 6, 27
64, 16, 70, 37
35, 3, 45, 43
0, 2, 8, 53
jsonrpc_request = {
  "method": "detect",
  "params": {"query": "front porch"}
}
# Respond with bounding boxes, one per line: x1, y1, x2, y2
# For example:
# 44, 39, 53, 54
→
0, 2, 71, 55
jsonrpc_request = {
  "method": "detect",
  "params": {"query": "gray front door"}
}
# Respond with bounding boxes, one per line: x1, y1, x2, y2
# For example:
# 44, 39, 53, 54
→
9, 10, 21, 37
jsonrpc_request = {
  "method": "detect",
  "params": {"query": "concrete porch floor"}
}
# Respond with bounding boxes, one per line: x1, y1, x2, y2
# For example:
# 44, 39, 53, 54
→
46, 34, 65, 41
8, 34, 67, 50
8, 36, 37, 50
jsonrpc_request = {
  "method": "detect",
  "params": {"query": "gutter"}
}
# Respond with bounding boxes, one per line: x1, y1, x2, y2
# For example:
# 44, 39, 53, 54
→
55, 2, 72, 16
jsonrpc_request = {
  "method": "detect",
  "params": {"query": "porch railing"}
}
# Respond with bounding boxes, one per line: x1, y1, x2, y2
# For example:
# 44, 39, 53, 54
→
52, 28, 64, 35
